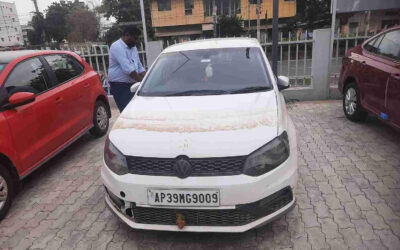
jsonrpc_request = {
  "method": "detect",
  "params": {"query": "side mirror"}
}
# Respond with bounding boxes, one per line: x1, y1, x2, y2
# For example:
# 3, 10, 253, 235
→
130, 82, 141, 93
277, 76, 290, 91
8, 92, 35, 108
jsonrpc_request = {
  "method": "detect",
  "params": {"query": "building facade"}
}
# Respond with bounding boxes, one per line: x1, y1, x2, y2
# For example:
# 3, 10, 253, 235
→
0, 1, 23, 47
338, 9, 400, 36
150, 0, 296, 40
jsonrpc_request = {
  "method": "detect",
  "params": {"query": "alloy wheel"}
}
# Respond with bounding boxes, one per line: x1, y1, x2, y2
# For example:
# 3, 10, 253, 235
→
345, 87, 357, 116
96, 106, 108, 130
0, 175, 8, 211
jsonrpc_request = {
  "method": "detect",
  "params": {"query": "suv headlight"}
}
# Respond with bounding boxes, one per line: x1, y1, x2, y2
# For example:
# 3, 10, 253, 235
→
104, 137, 128, 175
243, 131, 290, 176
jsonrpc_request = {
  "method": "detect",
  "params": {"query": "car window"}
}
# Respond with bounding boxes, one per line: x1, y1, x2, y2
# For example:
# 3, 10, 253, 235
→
0, 64, 7, 75
4, 57, 48, 95
364, 35, 384, 54
376, 30, 400, 61
139, 47, 272, 96
44, 54, 84, 86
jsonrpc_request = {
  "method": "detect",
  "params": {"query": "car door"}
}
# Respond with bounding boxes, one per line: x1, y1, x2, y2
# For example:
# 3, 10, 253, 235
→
43, 53, 87, 142
360, 33, 390, 116
2, 56, 60, 172
381, 30, 400, 128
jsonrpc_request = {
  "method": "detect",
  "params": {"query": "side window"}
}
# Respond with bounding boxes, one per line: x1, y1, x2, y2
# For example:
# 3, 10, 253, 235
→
4, 58, 48, 95
364, 35, 383, 54
44, 54, 84, 87
377, 30, 400, 61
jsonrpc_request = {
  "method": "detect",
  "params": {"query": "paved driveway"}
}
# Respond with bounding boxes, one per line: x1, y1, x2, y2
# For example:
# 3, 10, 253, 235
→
0, 100, 399, 250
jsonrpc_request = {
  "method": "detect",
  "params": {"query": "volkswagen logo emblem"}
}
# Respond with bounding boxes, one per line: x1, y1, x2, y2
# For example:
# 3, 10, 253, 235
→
174, 157, 192, 179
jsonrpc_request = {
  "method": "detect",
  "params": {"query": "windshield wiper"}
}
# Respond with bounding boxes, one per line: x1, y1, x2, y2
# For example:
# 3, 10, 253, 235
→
166, 89, 228, 96
229, 86, 271, 94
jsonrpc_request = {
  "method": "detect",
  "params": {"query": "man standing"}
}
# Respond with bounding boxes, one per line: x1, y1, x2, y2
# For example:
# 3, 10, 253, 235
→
108, 26, 146, 112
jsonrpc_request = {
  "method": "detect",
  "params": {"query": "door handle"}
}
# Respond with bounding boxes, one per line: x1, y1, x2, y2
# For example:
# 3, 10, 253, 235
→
361, 61, 366, 64
55, 97, 63, 104
391, 73, 400, 80
84, 83, 90, 88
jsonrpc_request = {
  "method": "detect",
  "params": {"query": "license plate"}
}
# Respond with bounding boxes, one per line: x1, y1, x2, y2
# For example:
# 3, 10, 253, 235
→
147, 189, 220, 207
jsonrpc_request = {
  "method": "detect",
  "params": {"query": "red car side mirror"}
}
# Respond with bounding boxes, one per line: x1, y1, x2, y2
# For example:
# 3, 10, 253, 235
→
8, 92, 36, 107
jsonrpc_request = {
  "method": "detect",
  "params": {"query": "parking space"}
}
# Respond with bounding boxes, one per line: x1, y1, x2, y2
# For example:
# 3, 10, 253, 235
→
0, 100, 399, 250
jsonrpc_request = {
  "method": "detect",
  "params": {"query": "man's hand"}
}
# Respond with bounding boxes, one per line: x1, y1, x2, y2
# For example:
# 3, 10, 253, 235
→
130, 71, 146, 82
130, 70, 142, 82
139, 71, 146, 80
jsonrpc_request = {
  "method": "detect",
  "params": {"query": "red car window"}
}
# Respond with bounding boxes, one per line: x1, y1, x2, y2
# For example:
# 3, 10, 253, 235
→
0, 63, 7, 75
365, 29, 400, 61
4, 58, 49, 95
44, 54, 84, 86
376, 30, 400, 61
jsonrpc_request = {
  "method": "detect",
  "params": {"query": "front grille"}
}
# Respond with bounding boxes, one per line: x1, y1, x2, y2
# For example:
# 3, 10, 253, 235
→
132, 207, 256, 226
126, 156, 246, 177
130, 187, 293, 227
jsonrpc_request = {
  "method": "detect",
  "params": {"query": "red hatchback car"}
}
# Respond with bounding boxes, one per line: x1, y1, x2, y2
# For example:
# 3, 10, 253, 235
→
0, 50, 111, 219
339, 26, 400, 129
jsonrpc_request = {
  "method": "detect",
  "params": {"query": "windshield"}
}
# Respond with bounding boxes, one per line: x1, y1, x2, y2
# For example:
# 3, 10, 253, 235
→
138, 47, 272, 97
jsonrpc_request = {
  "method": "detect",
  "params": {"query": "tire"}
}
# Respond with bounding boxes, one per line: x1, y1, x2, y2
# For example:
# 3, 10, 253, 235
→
90, 100, 109, 137
0, 165, 14, 220
343, 82, 367, 122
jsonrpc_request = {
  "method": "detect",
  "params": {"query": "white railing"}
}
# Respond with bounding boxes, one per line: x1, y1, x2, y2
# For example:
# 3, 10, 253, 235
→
260, 32, 313, 87
29, 43, 147, 95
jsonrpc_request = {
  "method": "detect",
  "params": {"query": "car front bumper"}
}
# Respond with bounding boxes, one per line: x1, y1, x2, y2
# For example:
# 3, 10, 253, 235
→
101, 146, 298, 232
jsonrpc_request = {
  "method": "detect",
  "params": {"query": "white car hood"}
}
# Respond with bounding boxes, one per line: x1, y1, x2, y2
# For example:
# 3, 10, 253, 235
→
110, 91, 278, 158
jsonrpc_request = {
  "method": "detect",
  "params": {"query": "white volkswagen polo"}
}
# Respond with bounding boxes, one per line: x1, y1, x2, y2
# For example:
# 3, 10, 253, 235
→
102, 38, 298, 232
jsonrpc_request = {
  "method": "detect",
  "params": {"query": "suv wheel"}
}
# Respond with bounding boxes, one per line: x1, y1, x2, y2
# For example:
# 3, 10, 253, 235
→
343, 82, 367, 122
90, 100, 109, 137
0, 165, 14, 220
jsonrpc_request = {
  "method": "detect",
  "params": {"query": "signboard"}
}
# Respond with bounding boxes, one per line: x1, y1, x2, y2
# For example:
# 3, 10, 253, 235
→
336, 0, 400, 13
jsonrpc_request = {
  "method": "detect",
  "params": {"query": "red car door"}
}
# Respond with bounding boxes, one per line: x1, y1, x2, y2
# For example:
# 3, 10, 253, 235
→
360, 34, 390, 116
382, 29, 400, 128
43, 54, 88, 141
2, 57, 60, 172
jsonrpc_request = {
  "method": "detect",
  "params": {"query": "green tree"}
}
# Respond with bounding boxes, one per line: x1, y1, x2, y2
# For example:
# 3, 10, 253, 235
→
217, 15, 244, 37
99, 0, 153, 39
67, 9, 99, 42
27, 12, 45, 45
44, 0, 89, 43
102, 24, 122, 45
295, 0, 331, 29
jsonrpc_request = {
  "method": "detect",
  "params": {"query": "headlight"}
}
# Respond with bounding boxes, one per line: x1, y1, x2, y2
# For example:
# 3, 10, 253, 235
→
104, 137, 128, 175
243, 131, 290, 176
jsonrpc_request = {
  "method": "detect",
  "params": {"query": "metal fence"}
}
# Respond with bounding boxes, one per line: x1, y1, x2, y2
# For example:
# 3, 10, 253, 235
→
28, 43, 147, 95
27, 28, 375, 95
260, 32, 313, 87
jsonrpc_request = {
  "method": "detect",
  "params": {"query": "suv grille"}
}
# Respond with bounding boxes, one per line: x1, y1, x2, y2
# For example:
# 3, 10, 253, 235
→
130, 187, 293, 227
126, 156, 246, 177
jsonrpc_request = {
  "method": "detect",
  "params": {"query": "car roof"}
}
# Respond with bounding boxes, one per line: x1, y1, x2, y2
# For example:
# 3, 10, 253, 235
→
0, 50, 72, 64
162, 38, 261, 53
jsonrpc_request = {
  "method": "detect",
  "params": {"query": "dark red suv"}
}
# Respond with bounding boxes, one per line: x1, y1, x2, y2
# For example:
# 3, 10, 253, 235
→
0, 50, 111, 219
338, 26, 400, 129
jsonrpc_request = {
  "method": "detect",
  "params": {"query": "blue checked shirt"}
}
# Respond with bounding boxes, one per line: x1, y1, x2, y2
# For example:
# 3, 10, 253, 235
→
108, 39, 145, 83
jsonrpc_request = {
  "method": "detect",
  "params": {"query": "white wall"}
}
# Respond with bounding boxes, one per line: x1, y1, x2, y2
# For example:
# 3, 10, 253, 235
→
0, 1, 23, 47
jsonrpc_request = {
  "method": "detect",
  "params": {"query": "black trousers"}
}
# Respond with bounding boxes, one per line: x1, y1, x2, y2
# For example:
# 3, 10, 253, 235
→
109, 82, 134, 112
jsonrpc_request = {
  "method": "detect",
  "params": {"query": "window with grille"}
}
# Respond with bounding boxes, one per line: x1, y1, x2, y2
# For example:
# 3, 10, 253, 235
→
157, 0, 171, 11
185, 0, 194, 15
